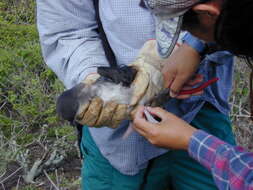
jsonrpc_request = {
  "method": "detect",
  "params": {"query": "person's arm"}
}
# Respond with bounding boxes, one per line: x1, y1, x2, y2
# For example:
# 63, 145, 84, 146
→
133, 106, 253, 190
189, 130, 253, 190
36, 0, 109, 89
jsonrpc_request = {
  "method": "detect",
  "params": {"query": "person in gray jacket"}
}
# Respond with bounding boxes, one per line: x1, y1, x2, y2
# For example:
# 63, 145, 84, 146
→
36, 0, 235, 189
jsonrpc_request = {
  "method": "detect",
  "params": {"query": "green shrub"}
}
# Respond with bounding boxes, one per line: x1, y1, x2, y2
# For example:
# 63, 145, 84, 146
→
0, 0, 35, 24
0, 2, 78, 189
0, 19, 67, 144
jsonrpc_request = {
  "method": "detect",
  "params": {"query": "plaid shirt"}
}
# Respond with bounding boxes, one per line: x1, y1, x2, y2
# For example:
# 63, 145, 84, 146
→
189, 130, 253, 190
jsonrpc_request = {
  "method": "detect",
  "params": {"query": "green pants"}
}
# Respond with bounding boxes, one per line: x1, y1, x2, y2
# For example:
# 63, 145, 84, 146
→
81, 103, 236, 190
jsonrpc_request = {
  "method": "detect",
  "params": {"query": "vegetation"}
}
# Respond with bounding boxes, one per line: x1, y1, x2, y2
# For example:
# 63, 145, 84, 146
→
0, 0, 252, 189
0, 0, 80, 189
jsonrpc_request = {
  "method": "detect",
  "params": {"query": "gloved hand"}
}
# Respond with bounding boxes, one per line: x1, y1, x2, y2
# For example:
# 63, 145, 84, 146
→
129, 40, 166, 106
74, 76, 134, 129
57, 40, 167, 128
56, 68, 137, 129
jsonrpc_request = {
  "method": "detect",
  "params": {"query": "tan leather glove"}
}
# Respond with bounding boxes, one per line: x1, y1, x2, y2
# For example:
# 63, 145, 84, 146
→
57, 40, 167, 129
74, 79, 130, 129
129, 40, 166, 107
83, 73, 100, 85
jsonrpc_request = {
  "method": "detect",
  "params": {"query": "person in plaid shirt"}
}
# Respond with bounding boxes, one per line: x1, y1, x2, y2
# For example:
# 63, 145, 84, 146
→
134, 0, 253, 189
134, 107, 253, 190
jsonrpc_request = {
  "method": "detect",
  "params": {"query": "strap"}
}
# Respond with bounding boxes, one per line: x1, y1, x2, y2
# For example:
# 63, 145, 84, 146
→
74, 0, 118, 158
93, 0, 117, 68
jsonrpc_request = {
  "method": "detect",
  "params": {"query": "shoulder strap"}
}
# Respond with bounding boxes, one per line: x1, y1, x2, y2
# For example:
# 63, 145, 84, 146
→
93, 0, 117, 68
75, 0, 118, 158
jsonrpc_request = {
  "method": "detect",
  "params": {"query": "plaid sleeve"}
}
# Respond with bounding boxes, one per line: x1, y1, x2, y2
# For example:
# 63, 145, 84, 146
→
188, 130, 253, 190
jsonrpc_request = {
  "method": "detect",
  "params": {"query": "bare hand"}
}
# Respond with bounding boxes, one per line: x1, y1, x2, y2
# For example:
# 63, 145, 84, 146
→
133, 106, 197, 150
162, 43, 202, 98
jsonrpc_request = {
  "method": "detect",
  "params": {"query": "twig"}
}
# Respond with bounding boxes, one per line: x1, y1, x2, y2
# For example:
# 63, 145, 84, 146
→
43, 170, 60, 190
230, 103, 250, 115
230, 96, 235, 115
55, 169, 59, 188
23, 150, 64, 183
231, 114, 252, 118
74, 141, 81, 159
239, 100, 242, 115
0, 171, 6, 179
15, 176, 21, 190
23, 159, 43, 183
0, 101, 7, 110
0, 167, 23, 184
1, 183, 6, 190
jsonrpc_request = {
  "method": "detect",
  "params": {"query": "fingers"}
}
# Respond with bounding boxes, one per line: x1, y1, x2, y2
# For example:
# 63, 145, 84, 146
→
75, 101, 90, 121
169, 74, 192, 97
95, 101, 128, 129
76, 97, 129, 128
176, 91, 203, 99
171, 74, 204, 99
133, 106, 170, 133
176, 84, 204, 99
146, 107, 169, 121
130, 66, 150, 106
133, 106, 156, 134
111, 104, 128, 128
164, 73, 202, 96
186, 74, 203, 86
162, 61, 178, 89
76, 97, 103, 126
95, 101, 118, 127
163, 71, 175, 89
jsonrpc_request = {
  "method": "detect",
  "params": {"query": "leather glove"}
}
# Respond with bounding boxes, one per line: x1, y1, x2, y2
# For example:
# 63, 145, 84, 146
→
56, 68, 137, 128
57, 40, 167, 128
74, 67, 137, 128
129, 40, 166, 106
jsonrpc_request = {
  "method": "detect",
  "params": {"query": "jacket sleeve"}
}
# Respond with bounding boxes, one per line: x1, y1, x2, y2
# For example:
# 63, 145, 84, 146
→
189, 130, 253, 190
36, 0, 109, 88
182, 32, 206, 54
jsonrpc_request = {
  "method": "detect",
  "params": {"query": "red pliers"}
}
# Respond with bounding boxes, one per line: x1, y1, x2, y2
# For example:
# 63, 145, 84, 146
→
176, 77, 219, 95
145, 77, 219, 106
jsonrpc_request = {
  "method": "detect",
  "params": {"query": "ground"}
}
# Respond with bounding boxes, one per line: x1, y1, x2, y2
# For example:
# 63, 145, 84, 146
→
0, 1, 253, 190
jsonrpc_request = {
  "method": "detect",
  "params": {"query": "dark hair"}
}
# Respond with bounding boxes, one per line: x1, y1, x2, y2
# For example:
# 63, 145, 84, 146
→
215, 0, 253, 58
215, 0, 253, 119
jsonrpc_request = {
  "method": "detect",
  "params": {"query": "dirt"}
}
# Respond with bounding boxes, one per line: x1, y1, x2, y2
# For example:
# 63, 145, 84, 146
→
0, 154, 81, 190
0, 161, 24, 190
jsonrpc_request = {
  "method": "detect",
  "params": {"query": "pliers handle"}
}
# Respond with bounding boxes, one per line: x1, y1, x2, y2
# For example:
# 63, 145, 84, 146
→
178, 77, 219, 95
145, 77, 219, 106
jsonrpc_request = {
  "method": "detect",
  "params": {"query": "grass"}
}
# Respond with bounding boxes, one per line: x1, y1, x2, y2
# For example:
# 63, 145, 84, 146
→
0, 1, 80, 189
230, 59, 253, 150
0, 0, 253, 189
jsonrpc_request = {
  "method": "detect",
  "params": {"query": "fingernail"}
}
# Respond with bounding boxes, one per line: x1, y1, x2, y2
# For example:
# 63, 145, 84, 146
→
146, 107, 152, 111
170, 91, 178, 98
